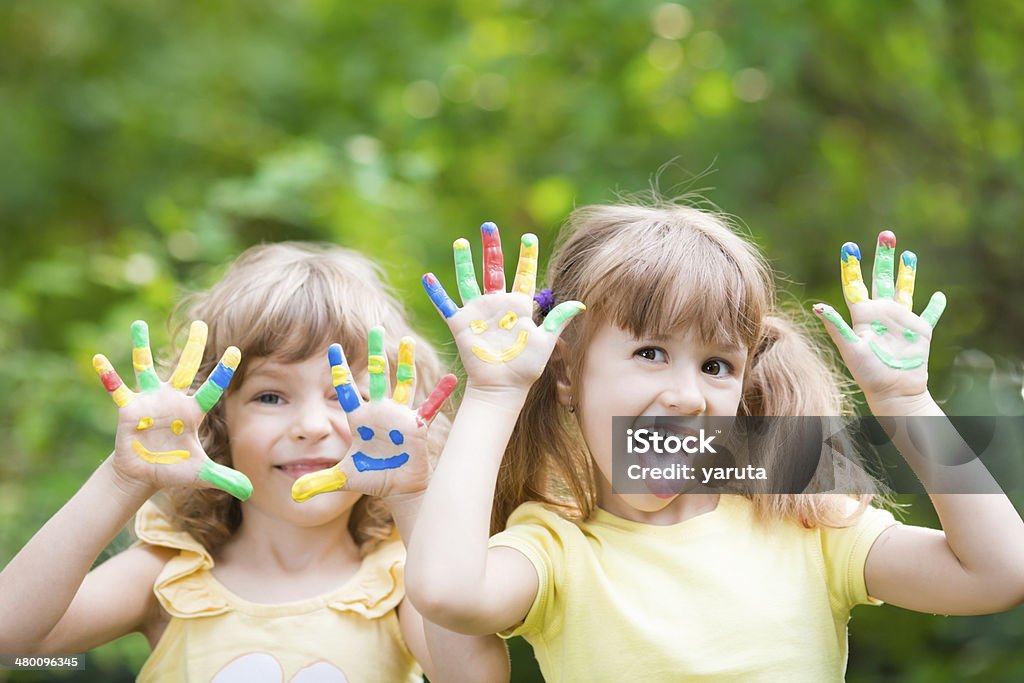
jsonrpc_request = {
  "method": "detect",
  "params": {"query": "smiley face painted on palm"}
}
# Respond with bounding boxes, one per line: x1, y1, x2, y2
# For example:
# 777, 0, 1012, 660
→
421, 223, 585, 366
290, 329, 458, 503
353, 425, 410, 471
93, 319, 253, 500
816, 230, 947, 373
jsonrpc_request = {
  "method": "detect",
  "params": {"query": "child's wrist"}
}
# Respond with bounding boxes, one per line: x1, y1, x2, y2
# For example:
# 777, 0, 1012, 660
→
383, 491, 425, 544
867, 390, 939, 417
464, 383, 531, 411
384, 489, 425, 511
103, 456, 158, 506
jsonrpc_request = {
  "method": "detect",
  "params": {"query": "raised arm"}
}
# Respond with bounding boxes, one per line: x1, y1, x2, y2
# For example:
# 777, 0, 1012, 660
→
405, 223, 584, 635
0, 320, 249, 652
288, 329, 508, 680
815, 232, 1024, 615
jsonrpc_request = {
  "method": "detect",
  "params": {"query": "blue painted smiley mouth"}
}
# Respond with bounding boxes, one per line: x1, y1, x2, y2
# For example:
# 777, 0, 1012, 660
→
352, 451, 410, 471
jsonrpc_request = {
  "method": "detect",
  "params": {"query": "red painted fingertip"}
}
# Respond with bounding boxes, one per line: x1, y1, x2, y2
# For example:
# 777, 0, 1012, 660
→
878, 230, 896, 248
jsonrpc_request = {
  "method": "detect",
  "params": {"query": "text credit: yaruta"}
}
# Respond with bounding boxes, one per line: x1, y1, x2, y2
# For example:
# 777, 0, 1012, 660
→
625, 428, 767, 484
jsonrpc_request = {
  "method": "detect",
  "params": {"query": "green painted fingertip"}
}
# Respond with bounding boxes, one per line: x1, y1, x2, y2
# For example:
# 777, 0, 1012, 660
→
920, 292, 947, 328
368, 326, 387, 402
813, 303, 858, 343
542, 301, 586, 332
199, 461, 253, 500
454, 238, 482, 303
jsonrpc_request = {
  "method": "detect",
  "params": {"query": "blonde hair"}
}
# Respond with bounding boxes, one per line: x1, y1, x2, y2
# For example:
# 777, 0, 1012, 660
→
162, 242, 451, 555
498, 202, 880, 532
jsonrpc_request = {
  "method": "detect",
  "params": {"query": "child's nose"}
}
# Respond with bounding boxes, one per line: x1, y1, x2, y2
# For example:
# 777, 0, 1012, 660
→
290, 399, 336, 443
658, 373, 707, 415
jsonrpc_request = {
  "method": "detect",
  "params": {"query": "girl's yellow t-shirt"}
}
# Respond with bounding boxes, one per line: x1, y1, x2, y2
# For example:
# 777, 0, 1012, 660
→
133, 501, 421, 683
490, 494, 899, 683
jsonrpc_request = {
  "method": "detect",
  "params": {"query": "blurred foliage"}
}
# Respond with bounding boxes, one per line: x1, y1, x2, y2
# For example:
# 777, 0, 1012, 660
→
1, 0, 1023, 680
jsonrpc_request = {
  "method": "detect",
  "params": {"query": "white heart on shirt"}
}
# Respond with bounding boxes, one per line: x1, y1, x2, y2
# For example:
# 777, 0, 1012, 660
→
211, 652, 349, 683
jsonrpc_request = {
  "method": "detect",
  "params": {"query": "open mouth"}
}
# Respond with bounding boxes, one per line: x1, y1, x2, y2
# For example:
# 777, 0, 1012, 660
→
631, 419, 702, 499
275, 459, 341, 480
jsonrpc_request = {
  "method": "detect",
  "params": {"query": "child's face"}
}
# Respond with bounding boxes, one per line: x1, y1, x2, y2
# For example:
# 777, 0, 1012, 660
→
224, 352, 365, 527
575, 321, 747, 516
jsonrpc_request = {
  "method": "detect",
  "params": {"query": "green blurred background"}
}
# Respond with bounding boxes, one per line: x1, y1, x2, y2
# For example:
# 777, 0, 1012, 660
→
2, 0, 1023, 680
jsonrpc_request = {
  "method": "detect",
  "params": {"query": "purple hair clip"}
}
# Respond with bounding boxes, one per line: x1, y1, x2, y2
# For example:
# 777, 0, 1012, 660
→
534, 288, 555, 316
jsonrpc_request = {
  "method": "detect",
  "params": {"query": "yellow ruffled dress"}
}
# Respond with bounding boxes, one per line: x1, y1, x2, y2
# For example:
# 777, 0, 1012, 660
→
134, 501, 421, 683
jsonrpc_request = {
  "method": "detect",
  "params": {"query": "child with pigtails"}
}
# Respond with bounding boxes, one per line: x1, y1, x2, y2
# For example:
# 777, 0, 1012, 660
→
0, 242, 508, 682
406, 207, 1024, 681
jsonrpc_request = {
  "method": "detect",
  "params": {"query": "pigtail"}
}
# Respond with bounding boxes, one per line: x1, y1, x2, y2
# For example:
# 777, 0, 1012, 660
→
743, 311, 881, 528
742, 312, 848, 417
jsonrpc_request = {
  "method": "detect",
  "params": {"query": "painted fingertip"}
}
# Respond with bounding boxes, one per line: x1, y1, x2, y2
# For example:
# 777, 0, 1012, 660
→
417, 373, 458, 424
208, 347, 241, 389
840, 242, 861, 262
199, 461, 253, 501
812, 303, 859, 342
130, 319, 150, 346
397, 336, 415, 366
454, 237, 471, 251
93, 353, 134, 406
184, 320, 208, 340
901, 251, 917, 268
367, 326, 387, 402
368, 326, 385, 352
93, 354, 121, 390
291, 467, 348, 502
171, 320, 209, 389
222, 346, 242, 371
512, 235, 540, 296
328, 343, 345, 368
193, 348, 241, 413
130, 319, 162, 391
921, 291, 947, 328
542, 301, 587, 332
422, 272, 459, 319
394, 336, 416, 404
878, 230, 896, 248
481, 221, 498, 236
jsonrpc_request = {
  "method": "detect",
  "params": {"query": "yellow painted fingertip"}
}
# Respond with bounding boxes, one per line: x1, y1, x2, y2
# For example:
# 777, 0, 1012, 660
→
292, 468, 349, 502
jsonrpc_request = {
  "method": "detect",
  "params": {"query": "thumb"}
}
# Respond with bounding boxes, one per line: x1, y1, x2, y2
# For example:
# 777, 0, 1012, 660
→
812, 303, 861, 353
541, 301, 586, 337
196, 458, 253, 500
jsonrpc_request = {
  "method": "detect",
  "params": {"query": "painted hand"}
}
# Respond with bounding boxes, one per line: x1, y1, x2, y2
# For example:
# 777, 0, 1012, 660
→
93, 320, 253, 500
291, 328, 457, 502
421, 222, 585, 390
813, 231, 946, 410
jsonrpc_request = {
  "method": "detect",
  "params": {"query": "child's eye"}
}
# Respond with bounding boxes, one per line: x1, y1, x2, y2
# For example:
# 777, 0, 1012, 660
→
635, 347, 667, 362
255, 392, 283, 405
702, 359, 732, 377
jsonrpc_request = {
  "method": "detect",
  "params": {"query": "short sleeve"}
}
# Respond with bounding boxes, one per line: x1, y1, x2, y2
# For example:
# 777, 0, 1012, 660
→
134, 500, 230, 618
820, 501, 901, 610
488, 502, 570, 639
328, 535, 407, 618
